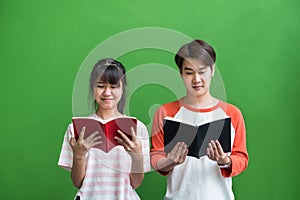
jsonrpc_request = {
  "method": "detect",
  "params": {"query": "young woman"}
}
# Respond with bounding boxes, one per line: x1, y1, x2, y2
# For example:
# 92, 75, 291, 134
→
58, 58, 150, 200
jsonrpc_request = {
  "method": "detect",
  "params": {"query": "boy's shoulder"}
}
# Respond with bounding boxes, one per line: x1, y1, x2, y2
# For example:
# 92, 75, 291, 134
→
219, 101, 244, 119
155, 99, 182, 117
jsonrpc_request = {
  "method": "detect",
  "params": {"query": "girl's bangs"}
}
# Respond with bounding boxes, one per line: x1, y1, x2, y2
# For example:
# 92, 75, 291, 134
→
98, 65, 122, 86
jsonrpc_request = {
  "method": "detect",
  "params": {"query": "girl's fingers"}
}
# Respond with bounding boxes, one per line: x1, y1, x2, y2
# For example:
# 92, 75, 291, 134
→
130, 127, 137, 142
79, 126, 86, 140
69, 137, 75, 146
91, 136, 102, 144
115, 136, 131, 151
91, 141, 103, 147
117, 130, 132, 145
85, 131, 99, 143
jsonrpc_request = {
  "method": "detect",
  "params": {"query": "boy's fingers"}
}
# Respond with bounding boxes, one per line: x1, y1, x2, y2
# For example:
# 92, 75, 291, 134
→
215, 140, 224, 155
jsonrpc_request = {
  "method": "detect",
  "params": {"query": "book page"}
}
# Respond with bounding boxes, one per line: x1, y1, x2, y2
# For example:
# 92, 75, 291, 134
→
72, 117, 107, 151
72, 116, 137, 152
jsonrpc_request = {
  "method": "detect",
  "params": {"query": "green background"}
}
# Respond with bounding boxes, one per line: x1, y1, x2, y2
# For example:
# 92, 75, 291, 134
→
1, 0, 299, 199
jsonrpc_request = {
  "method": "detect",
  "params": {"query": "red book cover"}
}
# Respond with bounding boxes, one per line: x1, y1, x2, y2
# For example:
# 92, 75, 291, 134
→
72, 116, 137, 152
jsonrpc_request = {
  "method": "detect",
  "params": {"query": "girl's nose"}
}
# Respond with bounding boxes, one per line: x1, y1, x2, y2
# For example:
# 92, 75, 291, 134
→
102, 87, 112, 96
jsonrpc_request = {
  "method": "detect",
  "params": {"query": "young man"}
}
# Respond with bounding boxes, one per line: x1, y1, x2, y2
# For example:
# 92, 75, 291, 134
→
150, 40, 249, 200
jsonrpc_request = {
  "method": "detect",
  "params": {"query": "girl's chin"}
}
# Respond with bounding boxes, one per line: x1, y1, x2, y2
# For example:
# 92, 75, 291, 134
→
98, 104, 114, 110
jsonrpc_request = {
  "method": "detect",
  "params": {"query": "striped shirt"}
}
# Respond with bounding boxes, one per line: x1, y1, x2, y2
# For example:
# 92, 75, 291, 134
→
58, 114, 150, 200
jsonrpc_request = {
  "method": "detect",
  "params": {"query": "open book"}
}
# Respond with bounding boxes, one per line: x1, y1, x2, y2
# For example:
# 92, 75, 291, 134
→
72, 116, 137, 153
163, 117, 231, 158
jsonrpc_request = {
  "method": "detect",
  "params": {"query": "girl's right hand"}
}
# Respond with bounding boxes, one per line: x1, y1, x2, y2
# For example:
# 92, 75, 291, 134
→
69, 127, 102, 157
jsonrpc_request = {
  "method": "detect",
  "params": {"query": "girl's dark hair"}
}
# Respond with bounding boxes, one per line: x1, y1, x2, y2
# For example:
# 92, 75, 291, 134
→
174, 39, 216, 73
89, 58, 127, 113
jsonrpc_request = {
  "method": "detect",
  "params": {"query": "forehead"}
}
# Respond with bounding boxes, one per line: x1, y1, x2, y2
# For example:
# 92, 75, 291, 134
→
183, 57, 205, 66
182, 58, 208, 71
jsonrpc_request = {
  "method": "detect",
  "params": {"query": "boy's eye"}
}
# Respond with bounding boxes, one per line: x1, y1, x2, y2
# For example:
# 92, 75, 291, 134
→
97, 85, 104, 88
185, 71, 193, 75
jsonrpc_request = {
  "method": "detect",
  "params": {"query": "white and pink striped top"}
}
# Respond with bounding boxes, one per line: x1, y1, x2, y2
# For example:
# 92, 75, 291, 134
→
58, 114, 150, 200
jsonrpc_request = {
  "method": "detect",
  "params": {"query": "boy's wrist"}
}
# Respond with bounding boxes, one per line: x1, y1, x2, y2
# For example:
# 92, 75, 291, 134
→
217, 156, 231, 168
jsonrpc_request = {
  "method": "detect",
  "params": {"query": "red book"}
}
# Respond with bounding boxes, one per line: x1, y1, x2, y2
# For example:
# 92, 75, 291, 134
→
72, 116, 137, 152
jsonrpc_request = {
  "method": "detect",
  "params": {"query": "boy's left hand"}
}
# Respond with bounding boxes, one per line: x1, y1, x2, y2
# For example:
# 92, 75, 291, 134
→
206, 140, 231, 166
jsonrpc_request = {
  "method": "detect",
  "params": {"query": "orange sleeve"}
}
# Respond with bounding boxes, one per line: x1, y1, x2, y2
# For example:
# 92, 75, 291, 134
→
221, 104, 249, 177
150, 106, 168, 174
150, 101, 181, 175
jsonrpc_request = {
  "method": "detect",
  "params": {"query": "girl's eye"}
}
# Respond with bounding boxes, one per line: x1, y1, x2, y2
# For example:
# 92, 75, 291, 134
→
97, 85, 104, 88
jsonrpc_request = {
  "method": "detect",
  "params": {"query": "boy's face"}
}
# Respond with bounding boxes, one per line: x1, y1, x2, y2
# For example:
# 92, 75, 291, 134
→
181, 57, 214, 98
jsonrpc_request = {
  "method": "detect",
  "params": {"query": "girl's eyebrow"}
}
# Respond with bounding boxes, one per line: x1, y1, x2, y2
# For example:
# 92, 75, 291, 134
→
97, 81, 118, 86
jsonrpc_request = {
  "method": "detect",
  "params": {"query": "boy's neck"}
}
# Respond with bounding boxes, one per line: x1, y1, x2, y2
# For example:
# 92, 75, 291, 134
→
183, 94, 218, 109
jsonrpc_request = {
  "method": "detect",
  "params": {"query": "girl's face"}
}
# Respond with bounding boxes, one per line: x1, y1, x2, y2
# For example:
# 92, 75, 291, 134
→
94, 80, 123, 112
181, 57, 214, 98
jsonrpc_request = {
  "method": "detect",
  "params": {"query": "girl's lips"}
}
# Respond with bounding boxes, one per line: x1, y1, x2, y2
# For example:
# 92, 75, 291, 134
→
192, 85, 203, 89
101, 98, 114, 102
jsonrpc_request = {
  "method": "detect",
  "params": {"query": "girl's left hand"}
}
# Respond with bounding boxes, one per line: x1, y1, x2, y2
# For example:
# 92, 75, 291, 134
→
206, 140, 231, 165
115, 127, 143, 155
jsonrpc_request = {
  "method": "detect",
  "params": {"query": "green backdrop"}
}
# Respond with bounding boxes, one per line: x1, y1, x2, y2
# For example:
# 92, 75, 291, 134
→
1, 0, 299, 199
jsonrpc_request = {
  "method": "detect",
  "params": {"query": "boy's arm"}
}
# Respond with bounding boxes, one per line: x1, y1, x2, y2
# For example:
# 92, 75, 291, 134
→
221, 106, 249, 177
150, 106, 188, 175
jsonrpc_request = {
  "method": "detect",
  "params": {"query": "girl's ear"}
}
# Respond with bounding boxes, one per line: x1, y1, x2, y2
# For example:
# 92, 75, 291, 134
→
211, 64, 215, 77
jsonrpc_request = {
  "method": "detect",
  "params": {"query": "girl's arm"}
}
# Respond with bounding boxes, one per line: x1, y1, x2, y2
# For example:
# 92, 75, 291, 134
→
69, 127, 102, 188
115, 128, 145, 189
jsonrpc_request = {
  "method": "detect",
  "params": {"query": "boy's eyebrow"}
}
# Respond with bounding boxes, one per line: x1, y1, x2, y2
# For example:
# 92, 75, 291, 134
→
198, 66, 209, 70
183, 67, 193, 71
183, 66, 209, 71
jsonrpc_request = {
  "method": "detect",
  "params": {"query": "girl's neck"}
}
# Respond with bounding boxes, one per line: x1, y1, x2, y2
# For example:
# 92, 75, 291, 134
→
95, 109, 123, 120
183, 94, 218, 109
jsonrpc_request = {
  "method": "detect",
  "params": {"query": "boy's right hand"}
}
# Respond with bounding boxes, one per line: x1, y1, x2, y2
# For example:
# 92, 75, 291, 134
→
167, 142, 188, 166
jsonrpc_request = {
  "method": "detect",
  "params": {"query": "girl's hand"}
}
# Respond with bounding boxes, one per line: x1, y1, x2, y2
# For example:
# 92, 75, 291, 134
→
69, 127, 102, 157
115, 127, 142, 155
206, 140, 231, 166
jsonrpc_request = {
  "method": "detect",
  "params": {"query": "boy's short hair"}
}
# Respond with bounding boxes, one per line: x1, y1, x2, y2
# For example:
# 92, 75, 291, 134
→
175, 40, 216, 73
